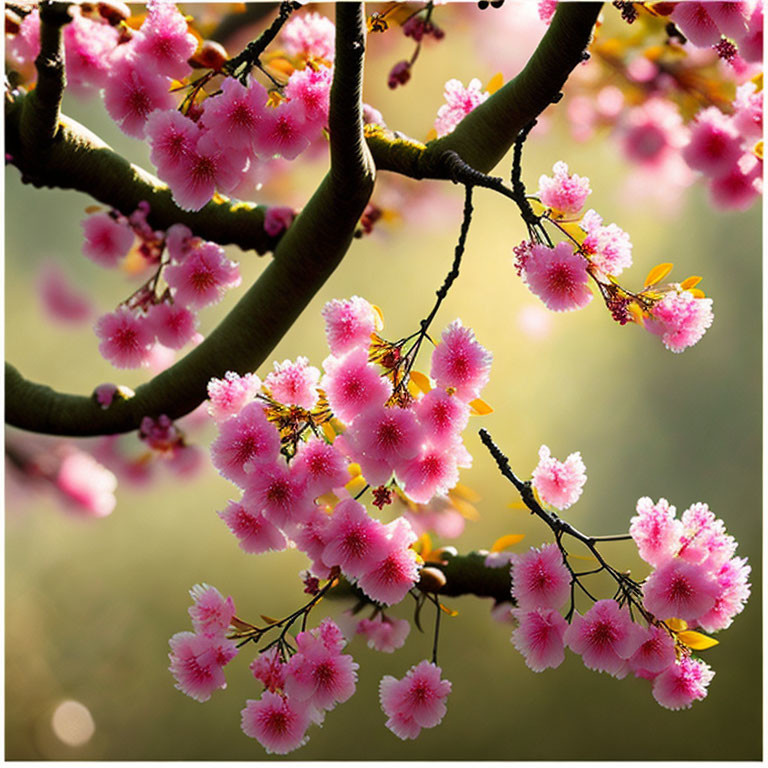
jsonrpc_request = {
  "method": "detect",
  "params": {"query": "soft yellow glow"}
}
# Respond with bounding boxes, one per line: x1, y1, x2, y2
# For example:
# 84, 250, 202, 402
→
51, 700, 95, 747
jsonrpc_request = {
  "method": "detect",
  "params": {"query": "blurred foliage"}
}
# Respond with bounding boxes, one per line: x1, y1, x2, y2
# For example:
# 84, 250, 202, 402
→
5, 2, 761, 760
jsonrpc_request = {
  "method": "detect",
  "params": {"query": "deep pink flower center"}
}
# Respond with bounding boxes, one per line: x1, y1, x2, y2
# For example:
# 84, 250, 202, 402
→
267, 480, 290, 504
231, 103, 256, 128
128, 87, 152, 117
114, 326, 139, 349
314, 661, 336, 686
590, 620, 617, 646
547, 265, 577, 293
669, 574, 692, 600
265, 709, 289, 734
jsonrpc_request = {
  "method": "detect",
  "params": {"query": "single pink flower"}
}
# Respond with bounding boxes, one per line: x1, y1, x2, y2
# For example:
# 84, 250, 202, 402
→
38, 262, 93, 323
682, 107, 743, 178
413, 389, 470, 449
621, 98, 688, 168
642, 559, 720, 622
200, 77, 267, 152
356, 614, 411, 653
322, 347, 393, 425
187, 583, 236, 638
709, 152, 762, 211
292, 439, 350, 498
56, 450, 117, 517
564, 600, 645, 678
242, 461, 313, 529
510, 543, 571, 611
284, 65, 332, 127
264, 206, 296, 237
82, 212, 135, 267
146, 302, 198, 349
732, 82, 763, 140
63, 11, 120, 96
677, 502, 735, 570
643, 290, 714, 353
537, 161, 591, 216
94, 307, 155, 368
322, 296, 376, 355
132, 0, 198, 80
281, 11, 336, 61
218, 499, 288, 554
532, 445, 587, 510
696, 556, 751, 633
628, 623, 677, 678
398, 444, 459, 505
146, 109, 200, 176
250, 646, 287, 692
379, 660, 451, 740
168, 630, 238, 702
265, 356, 321, 410
240, 691, 312, 754
429, 320, 492, 402
434, 78, 489, 138
164, 241, 241, 308
207, 371, 262, 422
652, 656, 714, 710
103, 54, 175, 138
579, 209, 633, 277
511, 607, 568, 672
254, 100, 312, 161
210, 401, 280, 486
522, 243, 593, 313
630, 497, 683, 567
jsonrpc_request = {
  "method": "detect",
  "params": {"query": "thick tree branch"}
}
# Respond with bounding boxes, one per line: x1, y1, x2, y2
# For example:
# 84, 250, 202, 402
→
6, 3, 374, 437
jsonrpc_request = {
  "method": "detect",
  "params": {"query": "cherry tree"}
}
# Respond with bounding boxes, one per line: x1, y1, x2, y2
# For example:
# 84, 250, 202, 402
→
5, 0, 761, 760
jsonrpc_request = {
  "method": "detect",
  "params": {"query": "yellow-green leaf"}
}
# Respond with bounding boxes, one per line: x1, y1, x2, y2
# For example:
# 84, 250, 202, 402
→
680, 276, 702, 290
677, 630, 719, 651
485, 71, 504, 95
409, 370, 432, 394
490, 533, 525, 552
528, 198, 548, 217
469, 398, 494, 415
321, 421, 337, 443
559, 221, 587, 246
644, 262, 673, 287
260, 614, 279, 625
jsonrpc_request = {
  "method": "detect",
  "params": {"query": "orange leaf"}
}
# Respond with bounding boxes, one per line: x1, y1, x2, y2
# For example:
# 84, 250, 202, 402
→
260, 614, 280, 625
507, 501, 528, 511
84, 205, 102, 214
680, 276, 702, 290
372, 304, 385, 331
451, 483, 481, 503
665, 617, 688, 632
409, 370, 432, 394
425, 128, 438, 142
688, 288, 706, 299
414, 533, 432, 557
644, 262, 673, 287
677, 630, 719, 650
490, 533, 525, 552
469, 398, 493, 416
321, 421, 337, 443
439, 603, 459, 617
485, 72, 504, 95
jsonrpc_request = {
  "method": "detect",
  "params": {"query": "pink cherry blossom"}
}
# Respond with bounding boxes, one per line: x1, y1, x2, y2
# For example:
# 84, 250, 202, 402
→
677, 502, 735, 570
63, 11, 120, 96
168, 630, 238, 702
242, 462, 313, 529
564, 600, 645, 678
538, 0, 558, 24
356, 614, 411, 653
163, 242, 241, 308
201, 77, 268, 151
146, 302, 198, 349
210, 401, 280, 486
218, 500, 288, 554
284, 631, 358, 711
628, 623, 677, 678
732, 81, 763, 140
56, 450, 117, 517
413, 389, 469, 449
669, 3, 722, 47
94, 307, 155, 368
146, 109, 199, 176
264, 206, 296, 237
265, 357, 321, 410
522, 243, 593, 312
187, 583, 236, 638
537, 161, 591, 216
379, 660, 451, 740
321, 499, 390, 579
642, 559, 719, 622
643, 290, 714, 353
103, 54, 175, 139
510, 542, 571, 611
240, 691, 312, 754
434, 78, 490, 138
38, 262, 93, 323
398, 444, 459, 505
284, 65, 332, 128
652, 656, 714, 710
164, 131, 247, 211
630, 497, 683, 567
281, 12, 336, 61
207, 371, 262, 422
255, 100, 312, 161
709, 152, 762, 211
322, 296, 376, 355
696, 556, 751, 632
511, 607, 568, 672
132, 0, 198, 80
291, 507, 334, 579
532, 445, 587, 510
430, 320, 492, 402
708, 1, 751, 37
579, 209, 633, 277
621, 97, 688, 168
682, 107, 743, 177
82, 212, 135, 267
322, 347, 393, 425
250, 646, 287, 692
292, 439, 349, 498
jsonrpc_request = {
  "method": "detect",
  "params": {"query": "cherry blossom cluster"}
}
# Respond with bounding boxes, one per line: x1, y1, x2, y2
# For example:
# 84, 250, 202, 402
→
7, 2, 336, 210
507, 501, 749, 710
514, 161, 714, 352
434, 78, 490, 137
86, 205, 241, 368
207, 296, 492, 605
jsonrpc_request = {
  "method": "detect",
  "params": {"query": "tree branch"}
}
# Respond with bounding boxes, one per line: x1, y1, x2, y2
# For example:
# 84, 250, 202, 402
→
6, 3, 374, 437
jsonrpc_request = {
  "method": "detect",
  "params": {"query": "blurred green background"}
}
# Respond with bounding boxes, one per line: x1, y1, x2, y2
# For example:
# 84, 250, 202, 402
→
5, 3, 761, 761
